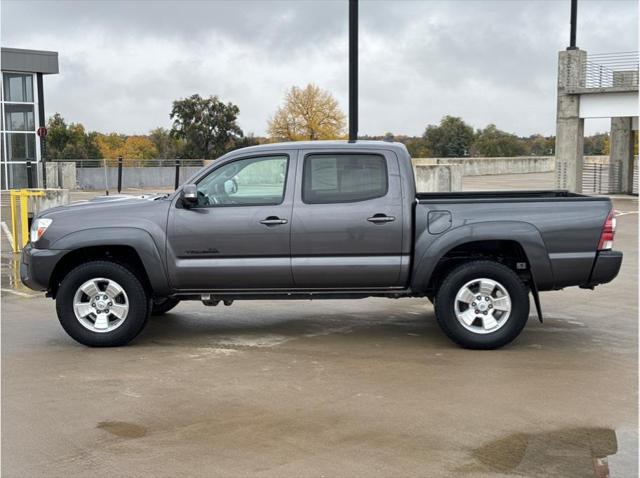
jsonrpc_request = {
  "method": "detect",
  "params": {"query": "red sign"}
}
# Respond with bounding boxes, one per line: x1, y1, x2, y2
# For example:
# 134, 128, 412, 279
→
37, 127, 48, 138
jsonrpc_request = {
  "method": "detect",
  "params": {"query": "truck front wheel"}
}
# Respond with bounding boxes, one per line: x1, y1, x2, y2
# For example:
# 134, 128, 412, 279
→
434, 260, 530, 349
55, 261, 150, 347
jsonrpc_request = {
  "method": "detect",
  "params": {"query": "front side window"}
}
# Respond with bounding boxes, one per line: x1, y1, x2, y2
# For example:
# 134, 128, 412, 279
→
3, 74, 34, 103
302, 153, 388, 204
195, 155, 288, 207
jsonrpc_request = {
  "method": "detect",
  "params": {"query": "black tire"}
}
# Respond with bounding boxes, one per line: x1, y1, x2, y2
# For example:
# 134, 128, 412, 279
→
56, 260, 150, 347
151, 297, 180, 316
434, 260, 530, 350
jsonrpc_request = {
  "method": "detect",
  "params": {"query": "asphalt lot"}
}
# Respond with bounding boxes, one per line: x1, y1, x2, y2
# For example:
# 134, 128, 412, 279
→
1, 195, 637, 478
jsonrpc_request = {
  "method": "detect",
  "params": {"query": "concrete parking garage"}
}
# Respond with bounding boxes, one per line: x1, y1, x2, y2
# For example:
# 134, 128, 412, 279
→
1, 196, 637, 478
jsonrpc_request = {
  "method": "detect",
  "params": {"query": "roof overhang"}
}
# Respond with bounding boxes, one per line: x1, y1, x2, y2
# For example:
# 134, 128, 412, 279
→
1, 47, 59, 74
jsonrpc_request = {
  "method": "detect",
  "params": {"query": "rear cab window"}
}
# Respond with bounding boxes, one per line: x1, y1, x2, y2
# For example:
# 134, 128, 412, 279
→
302, 153, 388, 204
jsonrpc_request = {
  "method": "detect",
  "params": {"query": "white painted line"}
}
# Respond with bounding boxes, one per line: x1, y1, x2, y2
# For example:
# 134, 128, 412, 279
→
0, 221, 15, 248
0, 288, 40, 298
615, 210, 639, 217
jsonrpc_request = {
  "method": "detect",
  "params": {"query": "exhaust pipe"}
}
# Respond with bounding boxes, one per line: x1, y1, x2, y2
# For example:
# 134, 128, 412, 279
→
200, 295, 233, 307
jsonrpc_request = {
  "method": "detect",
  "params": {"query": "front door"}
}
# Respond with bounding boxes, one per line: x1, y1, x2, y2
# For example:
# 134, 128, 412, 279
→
291, 150, 405, 288
167, 151, 296, 290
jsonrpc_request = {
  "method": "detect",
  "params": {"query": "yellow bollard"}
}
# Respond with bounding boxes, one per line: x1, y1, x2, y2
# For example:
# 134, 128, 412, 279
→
8, 189, 46, 252
20, 192, 29, 249
10, 191, 18, 252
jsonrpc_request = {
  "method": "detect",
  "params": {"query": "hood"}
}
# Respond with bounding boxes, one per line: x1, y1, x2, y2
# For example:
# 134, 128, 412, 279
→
40, 193, 172, 218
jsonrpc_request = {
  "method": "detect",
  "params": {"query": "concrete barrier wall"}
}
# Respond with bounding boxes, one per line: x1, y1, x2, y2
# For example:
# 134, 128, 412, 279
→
413, 156, 555, 176
76, 166, 204, 190
583, 155, 638, 165
413, 164, 463, 192
52, 156, 623, 191
43, 163, 59, 188
27, 189, 71, 215
41, 162, 77, 189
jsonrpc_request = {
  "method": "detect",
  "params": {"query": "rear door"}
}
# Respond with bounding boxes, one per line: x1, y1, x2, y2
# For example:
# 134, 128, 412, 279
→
166, 151, 296, 290
290, 149, 404, 288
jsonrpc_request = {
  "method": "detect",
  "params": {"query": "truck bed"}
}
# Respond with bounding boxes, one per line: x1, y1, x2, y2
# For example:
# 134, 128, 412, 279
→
413, 189, 614, 291
416, 190, 608, 203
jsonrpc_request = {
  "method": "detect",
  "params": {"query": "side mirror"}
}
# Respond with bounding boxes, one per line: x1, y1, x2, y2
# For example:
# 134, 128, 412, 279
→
181, 184, 198, 207
224, 178, 238, 195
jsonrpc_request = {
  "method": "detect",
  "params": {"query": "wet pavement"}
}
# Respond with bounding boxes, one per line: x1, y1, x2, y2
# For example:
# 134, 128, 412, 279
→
1, 197, 637, 477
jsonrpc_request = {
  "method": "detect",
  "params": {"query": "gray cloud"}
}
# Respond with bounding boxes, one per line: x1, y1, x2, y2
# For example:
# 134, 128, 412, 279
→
2, 0, 637, 137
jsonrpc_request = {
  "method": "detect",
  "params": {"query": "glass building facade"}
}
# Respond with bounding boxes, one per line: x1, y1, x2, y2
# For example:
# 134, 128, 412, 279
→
1, 72, 39, 189
0, 48, 59, 189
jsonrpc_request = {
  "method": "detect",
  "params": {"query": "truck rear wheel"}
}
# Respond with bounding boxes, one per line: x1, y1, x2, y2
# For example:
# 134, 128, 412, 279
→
56, 261, 150, 347
434, 260, 530, 349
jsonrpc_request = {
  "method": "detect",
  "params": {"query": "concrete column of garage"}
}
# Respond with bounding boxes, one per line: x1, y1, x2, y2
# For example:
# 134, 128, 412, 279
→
555, 49, 586, 192
609, 116, 635, 194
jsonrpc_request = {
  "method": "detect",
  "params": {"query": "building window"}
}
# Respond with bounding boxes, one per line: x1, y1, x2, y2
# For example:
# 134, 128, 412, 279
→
4, 104, 35, 131
3, 73, 33, 102
1, 72, 39, 189
6, 133, 36, 160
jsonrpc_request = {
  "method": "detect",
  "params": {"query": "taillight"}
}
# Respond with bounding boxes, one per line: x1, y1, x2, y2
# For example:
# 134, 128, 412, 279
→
598, 209, 616, 251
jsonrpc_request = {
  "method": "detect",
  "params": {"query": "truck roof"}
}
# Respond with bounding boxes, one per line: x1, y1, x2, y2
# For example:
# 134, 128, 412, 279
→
224, 140, 409, 157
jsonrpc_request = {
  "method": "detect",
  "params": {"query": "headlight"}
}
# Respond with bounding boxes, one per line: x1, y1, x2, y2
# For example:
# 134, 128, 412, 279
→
30, 218, 52, 243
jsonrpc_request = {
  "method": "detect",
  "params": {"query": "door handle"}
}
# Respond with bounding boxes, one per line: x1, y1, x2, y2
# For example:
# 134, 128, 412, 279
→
367, 214, 396, 224
260, 216, 288, 226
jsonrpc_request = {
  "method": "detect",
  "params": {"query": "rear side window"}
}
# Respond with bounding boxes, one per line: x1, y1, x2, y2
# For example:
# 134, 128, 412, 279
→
302, 154, 388, 204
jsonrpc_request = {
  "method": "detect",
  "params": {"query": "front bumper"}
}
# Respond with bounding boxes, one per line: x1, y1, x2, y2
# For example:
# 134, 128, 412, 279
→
20, 244, 69, 292
582, 250, 623, 288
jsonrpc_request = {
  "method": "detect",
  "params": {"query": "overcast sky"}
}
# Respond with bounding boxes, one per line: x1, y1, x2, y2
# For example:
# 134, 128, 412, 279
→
2, 0, 637, 137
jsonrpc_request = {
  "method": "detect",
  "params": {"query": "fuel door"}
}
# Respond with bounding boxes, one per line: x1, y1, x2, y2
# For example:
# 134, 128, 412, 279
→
428, 210, 452, 234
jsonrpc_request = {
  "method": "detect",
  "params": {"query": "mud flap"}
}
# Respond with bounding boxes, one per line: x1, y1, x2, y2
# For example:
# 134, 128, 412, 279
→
530, 280, 543, 323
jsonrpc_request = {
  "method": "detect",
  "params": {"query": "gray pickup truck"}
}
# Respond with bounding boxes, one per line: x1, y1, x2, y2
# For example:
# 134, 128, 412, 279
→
21, 141, 622, 349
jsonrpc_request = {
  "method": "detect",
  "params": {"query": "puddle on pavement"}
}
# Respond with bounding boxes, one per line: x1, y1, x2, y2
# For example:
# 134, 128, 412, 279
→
463, 427, 622, 477
1, 253, 27, 290
97, 421, 147, 439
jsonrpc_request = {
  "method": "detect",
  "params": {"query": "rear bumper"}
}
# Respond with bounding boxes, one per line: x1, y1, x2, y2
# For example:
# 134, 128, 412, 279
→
20, 244, 69, 292
582, 250, 623, 288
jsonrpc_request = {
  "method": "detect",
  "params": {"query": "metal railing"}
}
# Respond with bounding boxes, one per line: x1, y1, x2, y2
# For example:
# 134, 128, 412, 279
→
581, 51, 639, 89
50, 158, 205, 168
582, 159, 639, 195
48, 158, 206, 192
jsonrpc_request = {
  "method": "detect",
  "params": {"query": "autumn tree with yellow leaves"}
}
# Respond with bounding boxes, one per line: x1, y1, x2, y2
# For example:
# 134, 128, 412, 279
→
95, 133, 158, 161
268, 84, 346, 141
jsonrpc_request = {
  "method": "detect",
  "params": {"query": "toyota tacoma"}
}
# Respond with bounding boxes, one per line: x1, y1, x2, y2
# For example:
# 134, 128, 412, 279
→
21, 141, 622, 349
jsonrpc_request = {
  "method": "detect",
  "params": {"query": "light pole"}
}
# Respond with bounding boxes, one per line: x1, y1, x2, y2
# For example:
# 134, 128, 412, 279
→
568, 0, 578, 50
349, 0, 358, 142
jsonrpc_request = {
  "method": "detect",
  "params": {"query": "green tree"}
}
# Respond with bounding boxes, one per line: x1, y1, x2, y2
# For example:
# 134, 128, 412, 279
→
170, 94, 243, 159
149, 127, 184, 158
392, 134, 429, 158
471, 124, 526, 157
423, 116, 474, 157
230, 133, 261, 150
583, 133, 609, 155
525, 134, 555, 156
45, 113, 102, 159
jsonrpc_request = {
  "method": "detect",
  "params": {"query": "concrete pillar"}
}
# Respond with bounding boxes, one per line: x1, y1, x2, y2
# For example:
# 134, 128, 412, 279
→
413, 164, 463, 192
555, 49, 586, 192
58, 162, 77, 189
610, 117, 635, 194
